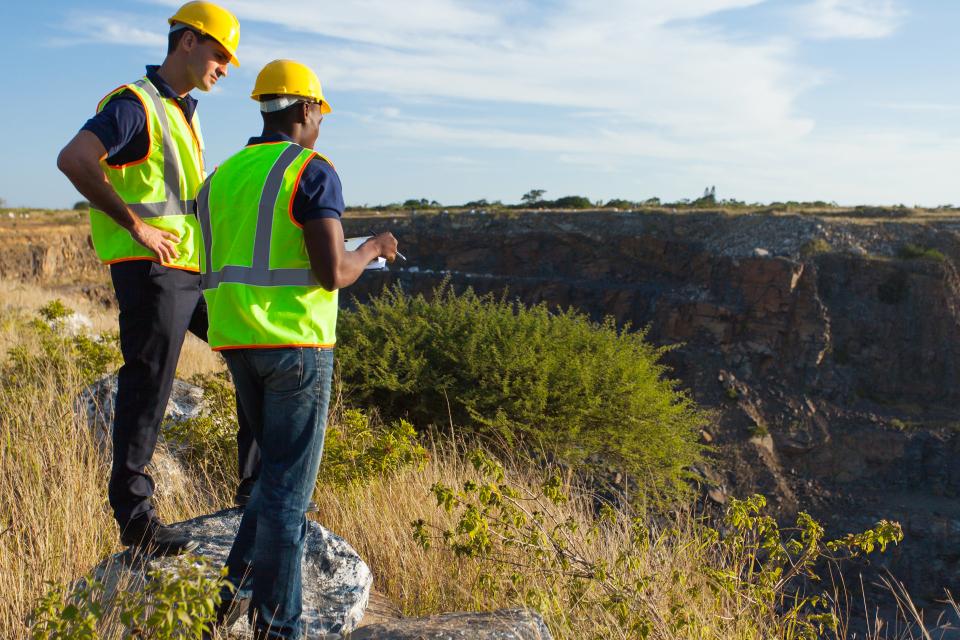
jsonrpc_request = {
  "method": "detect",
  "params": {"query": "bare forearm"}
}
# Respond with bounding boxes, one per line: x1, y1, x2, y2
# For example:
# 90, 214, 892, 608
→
304, 219, 398, 291
328, 241, 382, 290
57, 133, 139, 231
57, 131, 180, 262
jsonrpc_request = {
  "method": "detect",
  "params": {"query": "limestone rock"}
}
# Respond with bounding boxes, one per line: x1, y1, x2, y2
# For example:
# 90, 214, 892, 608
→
349, 609, 551, 640
76, 374, 204, 500
48, 311, 93, 336
89, 509, 372, 637
78, 374, 206, 450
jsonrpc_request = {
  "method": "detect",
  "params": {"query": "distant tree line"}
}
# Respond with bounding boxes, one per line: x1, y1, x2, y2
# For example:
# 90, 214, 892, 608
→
347, 187, 946, 213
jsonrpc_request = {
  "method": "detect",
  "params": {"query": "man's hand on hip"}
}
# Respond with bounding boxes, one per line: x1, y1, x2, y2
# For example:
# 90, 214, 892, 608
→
131, 220, 181, 263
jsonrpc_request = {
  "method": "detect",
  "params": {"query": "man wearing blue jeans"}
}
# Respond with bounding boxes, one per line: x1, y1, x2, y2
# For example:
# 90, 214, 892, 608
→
197, 59, 397, 639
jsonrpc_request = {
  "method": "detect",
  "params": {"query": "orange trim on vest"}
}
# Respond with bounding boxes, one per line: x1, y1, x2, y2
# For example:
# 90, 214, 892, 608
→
102, 256, 201, 273
287, 151, 317, 230
213, 342, 336, 351
98, 84, 153, 170
171, 104, 204, 173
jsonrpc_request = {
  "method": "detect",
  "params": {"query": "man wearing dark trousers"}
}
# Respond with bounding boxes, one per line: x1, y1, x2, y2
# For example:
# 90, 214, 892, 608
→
57, 1, 246, 556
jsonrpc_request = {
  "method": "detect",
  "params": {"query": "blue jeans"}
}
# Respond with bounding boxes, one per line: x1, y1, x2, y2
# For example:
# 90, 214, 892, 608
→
221, 347, 333, 640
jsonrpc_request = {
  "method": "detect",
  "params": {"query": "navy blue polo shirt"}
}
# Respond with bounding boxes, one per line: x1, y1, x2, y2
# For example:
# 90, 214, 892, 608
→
81, 65, 198, 166
245, 134, 345, 225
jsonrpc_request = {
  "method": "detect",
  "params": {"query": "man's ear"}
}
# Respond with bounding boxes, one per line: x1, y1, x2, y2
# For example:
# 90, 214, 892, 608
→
296, 101, 311, 124
179, 30, 198, 54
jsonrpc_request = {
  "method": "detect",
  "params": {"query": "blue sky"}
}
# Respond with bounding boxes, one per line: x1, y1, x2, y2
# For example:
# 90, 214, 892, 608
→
2, 0, 958, 208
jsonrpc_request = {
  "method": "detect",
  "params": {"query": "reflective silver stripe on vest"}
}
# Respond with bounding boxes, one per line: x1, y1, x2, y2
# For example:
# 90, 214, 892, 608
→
129, 199, 196, 218
132, 78, 188, 218
197, 178, 214, 277
199, 144, 318, 290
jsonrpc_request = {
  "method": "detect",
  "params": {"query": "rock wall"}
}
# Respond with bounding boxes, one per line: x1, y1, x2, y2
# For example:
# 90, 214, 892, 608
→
0, 212, 103, 284
7, 208, 960, 602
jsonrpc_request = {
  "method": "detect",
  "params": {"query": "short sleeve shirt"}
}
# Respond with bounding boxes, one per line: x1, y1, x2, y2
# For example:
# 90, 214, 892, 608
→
245, 133, 345, 225
81, 65, 198, 166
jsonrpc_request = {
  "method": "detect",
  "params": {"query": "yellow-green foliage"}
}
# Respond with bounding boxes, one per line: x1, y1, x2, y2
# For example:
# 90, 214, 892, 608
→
0, 302, 228, 637
897, 243, 945, 262
800, 238, 832, 258
29, 556, 229, 640
162, 371, 239, 485
338, 284, 706, 501
320, 408, 428, 488
417, 450, 903, 640
3, 300, 120, 389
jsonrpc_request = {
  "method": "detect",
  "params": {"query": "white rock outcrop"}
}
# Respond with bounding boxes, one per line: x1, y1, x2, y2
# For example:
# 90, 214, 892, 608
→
89, 508, 372, 637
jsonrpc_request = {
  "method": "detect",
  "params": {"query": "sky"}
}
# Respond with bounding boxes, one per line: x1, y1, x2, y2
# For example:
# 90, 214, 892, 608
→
2, 0, 959, 208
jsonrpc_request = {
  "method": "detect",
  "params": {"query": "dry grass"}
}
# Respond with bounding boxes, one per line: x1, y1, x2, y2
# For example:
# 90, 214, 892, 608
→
0, 278, 225, 637
311, 444, 782, 639
0, 279, 953, 640
0, 347, 222, 637
0, 278, 223, 377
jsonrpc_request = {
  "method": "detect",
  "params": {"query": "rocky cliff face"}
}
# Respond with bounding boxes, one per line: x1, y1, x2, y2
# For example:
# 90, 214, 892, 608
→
6, 207, 960, 603
341, 209, 960, 604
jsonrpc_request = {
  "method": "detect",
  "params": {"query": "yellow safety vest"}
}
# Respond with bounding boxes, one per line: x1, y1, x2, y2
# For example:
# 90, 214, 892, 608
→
197, 141, 339, 350
88, 77, 205, 271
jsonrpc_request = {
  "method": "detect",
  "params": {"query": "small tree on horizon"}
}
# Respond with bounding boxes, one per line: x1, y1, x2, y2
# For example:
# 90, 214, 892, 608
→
521, 189, 546, 206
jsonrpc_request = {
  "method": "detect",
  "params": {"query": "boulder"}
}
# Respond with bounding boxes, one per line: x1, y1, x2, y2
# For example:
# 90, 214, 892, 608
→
47, 310, 93, 336
77, 374, 204, 500
349, 609, 552, 639
89, 509, 372, 637
79, 374, 206, 449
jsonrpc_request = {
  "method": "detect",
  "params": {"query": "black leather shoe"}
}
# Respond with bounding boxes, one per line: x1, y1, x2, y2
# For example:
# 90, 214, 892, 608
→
119, 517, 199, 556
202, 590, 250, 640
234, 479, 256, 507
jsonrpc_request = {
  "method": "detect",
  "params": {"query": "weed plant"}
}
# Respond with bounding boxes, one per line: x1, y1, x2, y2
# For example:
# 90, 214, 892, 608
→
415, 449, 902, 640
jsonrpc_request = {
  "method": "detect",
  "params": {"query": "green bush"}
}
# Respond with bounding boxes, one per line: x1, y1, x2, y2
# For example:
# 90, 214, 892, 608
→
897, 243, 945, 262
552, 195, 594, 209
164, 374, 426, 493
162, 371, 239, 478
337, 284, 706, 500
800, 238, 832, 258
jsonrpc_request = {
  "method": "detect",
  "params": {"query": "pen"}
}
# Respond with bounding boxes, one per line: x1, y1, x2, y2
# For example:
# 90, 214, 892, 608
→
367, 229, 407, 262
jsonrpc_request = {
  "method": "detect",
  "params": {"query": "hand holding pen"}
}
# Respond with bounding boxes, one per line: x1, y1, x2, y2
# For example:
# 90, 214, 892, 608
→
368, 229, 406, 262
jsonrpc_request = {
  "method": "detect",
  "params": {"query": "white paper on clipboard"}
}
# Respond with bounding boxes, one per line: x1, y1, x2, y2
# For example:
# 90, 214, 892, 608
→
345, 236, 387, 270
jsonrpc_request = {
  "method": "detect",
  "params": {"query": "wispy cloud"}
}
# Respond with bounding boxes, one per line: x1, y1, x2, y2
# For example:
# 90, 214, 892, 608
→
795, 0, 905, 39
47, 12, 166, 48
211, 0, 815, 147
878, 101, 960, 113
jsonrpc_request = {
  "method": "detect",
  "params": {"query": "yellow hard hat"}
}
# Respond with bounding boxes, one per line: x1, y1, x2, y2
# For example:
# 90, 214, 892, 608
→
251, 59, 332, 115
168, 1, 241, 66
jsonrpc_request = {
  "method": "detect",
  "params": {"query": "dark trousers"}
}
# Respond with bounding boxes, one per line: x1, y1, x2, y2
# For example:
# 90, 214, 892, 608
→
108, 260, 260, 525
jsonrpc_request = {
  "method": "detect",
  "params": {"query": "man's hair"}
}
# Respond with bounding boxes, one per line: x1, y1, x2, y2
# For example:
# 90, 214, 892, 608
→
167, 26, 213, 55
